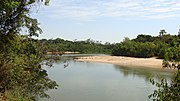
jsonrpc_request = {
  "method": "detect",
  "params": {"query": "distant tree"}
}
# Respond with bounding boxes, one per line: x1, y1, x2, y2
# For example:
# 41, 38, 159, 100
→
159, 29, 167, 37
134, 34, 153, 42
153, 40, 169, 59
112, 37, 157, 58
178, 29, 180, 36
105, 42, 111, 45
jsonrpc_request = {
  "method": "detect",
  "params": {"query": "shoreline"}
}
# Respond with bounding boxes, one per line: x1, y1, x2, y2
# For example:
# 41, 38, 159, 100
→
47, 51, 80, 55
75, 55, 164, 69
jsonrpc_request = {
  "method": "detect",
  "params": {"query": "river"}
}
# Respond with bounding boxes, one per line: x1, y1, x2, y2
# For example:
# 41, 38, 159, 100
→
40, 54, 173, 101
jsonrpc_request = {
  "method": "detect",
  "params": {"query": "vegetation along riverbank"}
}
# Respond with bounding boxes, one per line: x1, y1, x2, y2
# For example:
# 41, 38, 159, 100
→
0, 1, 58, 101
1, 0, 179, 100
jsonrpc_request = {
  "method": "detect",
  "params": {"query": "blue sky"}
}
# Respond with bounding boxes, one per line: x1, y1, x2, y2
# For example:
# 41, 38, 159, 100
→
32, 0, 180, 43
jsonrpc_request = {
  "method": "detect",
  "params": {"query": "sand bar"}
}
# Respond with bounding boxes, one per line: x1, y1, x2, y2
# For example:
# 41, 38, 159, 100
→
75, 55, 164, 69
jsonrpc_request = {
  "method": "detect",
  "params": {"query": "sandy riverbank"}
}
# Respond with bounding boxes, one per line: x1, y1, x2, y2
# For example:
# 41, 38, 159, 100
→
47, 51, 80, 55
75, 55, 164, 69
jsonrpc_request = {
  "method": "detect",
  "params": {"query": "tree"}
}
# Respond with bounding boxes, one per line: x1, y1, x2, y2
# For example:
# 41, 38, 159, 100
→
0, 0, 49, 36
134, 34, 153, 42
149, 44, 180, 101
0, 0, 59, 100
159, 29, 167, 37
112, 37, 157, 58
178, 29, 180, 36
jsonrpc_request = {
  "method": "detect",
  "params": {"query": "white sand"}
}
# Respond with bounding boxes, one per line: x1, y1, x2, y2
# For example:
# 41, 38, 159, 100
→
75, 56, 163, 68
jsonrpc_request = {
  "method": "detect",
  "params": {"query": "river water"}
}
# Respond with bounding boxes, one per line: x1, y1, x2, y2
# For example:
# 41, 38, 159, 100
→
40, 54, 173, 101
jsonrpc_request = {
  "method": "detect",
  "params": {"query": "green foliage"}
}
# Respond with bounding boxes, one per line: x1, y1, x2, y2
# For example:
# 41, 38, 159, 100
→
149, 67, 180, 101
112, 30, 180, 59
149, 75, 180, 101
165, 46, 180, 62
112, 31, 180, 101
0, 0, 59, 100
0, 35, 58, 100
40, 38, 113, 54
133, 34, 154, 42
112, 38, 157, 58
0, 0, 49, 36
149, 35, 180, 101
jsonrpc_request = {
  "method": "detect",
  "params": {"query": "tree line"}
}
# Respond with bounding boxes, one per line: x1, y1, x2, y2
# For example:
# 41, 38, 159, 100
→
112, 30, 180, 59
39, 38, 114, 54
38, 30, 180, 60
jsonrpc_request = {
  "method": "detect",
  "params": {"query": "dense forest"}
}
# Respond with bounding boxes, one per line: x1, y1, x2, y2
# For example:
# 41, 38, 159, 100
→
40, 29, 180, 60
38, 38, 114, 54
112, 29, 180, 59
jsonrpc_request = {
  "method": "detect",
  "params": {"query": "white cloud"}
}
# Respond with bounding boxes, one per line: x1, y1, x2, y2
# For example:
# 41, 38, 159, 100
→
38, 0, 180, 21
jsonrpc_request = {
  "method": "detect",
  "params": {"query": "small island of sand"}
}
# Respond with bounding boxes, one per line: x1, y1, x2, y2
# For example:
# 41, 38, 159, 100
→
75, 55, 163, 69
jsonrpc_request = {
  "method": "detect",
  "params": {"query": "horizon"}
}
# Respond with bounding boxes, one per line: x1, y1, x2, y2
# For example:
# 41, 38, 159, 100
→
36, 32, 178, 44
32, 0, 180, 43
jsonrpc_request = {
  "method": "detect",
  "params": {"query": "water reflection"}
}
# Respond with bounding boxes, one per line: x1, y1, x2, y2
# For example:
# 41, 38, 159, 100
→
114, 65, 174, 82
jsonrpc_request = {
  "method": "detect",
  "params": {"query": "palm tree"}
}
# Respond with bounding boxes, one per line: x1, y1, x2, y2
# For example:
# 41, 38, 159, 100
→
159, 29, 167, 37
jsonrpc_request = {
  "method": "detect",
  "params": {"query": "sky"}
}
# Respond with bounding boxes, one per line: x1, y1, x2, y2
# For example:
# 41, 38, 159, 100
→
32, 0, 180, 43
